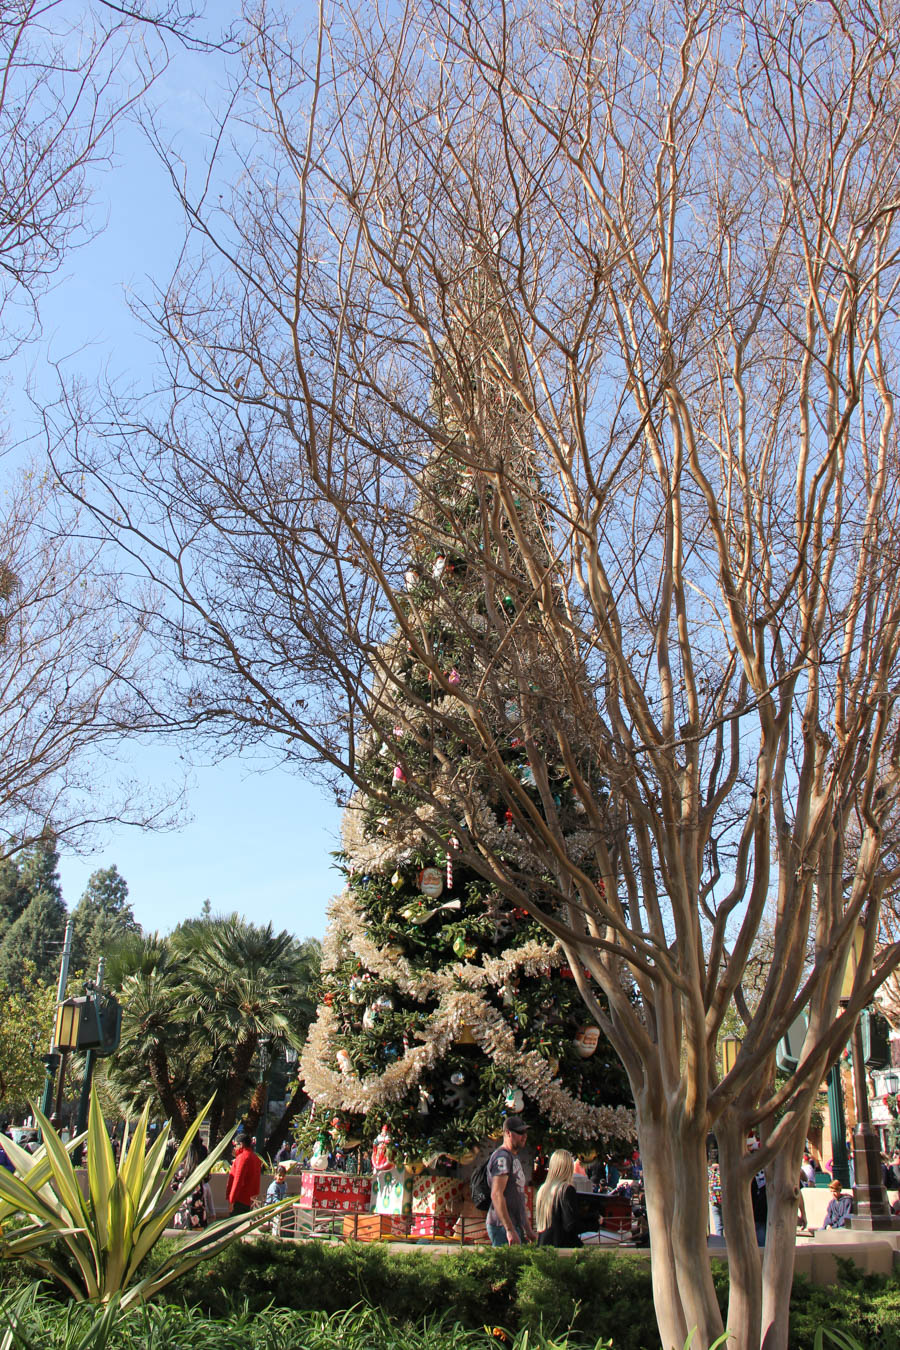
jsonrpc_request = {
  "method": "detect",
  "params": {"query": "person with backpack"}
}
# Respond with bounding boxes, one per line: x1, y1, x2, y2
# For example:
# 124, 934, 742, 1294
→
484, 1115, 535, 1246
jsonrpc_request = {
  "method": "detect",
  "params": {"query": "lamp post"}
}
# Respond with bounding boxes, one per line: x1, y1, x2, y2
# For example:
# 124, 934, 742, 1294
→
255, 1036, 271, 1155
841, 926, 897, 1230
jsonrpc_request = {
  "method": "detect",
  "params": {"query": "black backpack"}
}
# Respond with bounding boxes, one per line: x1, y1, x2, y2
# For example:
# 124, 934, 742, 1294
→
469, 1158, 492, 1211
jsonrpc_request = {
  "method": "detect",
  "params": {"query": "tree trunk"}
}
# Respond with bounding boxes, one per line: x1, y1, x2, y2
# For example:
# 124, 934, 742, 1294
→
147, 1042, 192, 1138
719, 1119, 762, 1350
638, 1101, 725, 1350
760, 1128, 805, 1350
670, 1115, 726, 1349
266, 1075, 309, 1156
212, 1032, 259, 1143
242, 1079, 268, 1139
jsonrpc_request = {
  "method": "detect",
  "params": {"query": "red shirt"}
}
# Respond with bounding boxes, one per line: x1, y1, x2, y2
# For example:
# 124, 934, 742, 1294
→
226, 1145, 262, 1206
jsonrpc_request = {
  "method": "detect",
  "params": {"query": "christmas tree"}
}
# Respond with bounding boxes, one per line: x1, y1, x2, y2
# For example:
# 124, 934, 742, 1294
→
299, 292, 635, 1164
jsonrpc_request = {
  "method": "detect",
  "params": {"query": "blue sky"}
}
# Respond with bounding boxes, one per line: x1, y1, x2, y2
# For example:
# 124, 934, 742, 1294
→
6, 1, 342, 939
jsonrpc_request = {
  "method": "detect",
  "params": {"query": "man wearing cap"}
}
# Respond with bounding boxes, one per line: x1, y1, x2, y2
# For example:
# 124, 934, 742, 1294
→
226, 1131, 262, 1216
486, 1115, 535, 1246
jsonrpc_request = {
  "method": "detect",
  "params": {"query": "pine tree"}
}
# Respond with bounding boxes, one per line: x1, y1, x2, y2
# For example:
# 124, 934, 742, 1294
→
300, 300, 634, 1163
0, 840, 66, 986
70, 865, 140, 975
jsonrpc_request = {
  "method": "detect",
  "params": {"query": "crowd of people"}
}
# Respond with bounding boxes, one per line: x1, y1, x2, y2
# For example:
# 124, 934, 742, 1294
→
707, 1140, 900, 1240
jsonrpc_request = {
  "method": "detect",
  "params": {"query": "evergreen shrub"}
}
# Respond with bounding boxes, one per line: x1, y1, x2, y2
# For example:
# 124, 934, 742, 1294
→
164, 1240, 900, 1349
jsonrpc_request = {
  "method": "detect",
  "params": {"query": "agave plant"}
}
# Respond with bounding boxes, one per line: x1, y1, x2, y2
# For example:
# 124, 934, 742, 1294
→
0, 1087, 292, 1308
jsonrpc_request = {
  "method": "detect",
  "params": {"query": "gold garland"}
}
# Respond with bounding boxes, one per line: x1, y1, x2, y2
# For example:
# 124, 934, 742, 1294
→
302, 888, 637, 1141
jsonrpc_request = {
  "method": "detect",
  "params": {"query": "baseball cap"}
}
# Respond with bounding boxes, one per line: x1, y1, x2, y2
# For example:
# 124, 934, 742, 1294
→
504, 1115, 529, 1134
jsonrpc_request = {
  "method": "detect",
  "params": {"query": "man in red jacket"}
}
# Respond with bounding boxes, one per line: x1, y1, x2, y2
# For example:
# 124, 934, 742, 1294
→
226, 1132, 262, 1215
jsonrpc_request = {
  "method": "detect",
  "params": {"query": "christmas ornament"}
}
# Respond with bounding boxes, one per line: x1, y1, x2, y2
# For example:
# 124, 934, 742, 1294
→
349, 974, 368, 1003
452, 934, 468, 958
418, 866, 444, 897
418, 1088, 433, 1115
450, 1071, 466, 1086
499, 984, 514, 1007
362, 1005, 376, 1031
433, 555, 447, 580
447, 836, 459, 889
393, 764, 407, 784
309, 1129, 331, 1171
402, 896, 461, 925
447, 668, 461, 688
573, 792, 586, 815
323, 991, 334, 1006
391, 870, 404, 888
372, 994, 395, 1015
519, 764, 537, 787
504, 808, 514, 827
502, 594, 515, 613
504, 1084, 525, 1112
371, 1125, 393, 1171
336, 1049, 354, 1075
504, 699, 519, 722
456, 1023, 476, 1044
405, 568, 419, 589
573, 1025, 601, 1058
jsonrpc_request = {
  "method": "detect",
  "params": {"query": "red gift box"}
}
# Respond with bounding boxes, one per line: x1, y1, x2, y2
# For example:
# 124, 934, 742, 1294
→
411, 1175, 466, 1216
298, 1171, 372, 1211
411, 1214, 458, 1237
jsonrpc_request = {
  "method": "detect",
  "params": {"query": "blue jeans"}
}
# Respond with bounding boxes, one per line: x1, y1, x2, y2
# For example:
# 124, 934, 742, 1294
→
487, 1220, 524, 1246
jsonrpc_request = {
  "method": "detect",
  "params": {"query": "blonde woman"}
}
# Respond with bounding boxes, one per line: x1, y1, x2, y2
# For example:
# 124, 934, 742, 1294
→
535, 1149, 582, 1248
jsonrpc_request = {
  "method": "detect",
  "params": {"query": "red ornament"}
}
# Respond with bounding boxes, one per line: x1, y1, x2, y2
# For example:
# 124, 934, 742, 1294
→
504, 808, 514, 826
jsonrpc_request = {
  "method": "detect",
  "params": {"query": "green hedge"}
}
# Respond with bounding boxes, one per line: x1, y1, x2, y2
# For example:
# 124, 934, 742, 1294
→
167, 1240, 664, 1350
5, 1238, 900, 1348
164, 1239, 900, 1350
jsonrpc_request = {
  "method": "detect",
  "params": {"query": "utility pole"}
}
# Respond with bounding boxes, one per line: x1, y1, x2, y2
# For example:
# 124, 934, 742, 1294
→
39, 918, 74, 1125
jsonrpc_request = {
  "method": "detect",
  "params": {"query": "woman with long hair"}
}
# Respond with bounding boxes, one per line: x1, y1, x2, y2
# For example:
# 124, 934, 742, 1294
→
535, 1149, 582, 1248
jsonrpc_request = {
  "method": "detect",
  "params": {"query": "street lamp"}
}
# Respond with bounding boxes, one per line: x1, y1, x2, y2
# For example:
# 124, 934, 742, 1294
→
51, 995, 85, 1123
841, 925, 897, 1230
722, 1037, 742, 1076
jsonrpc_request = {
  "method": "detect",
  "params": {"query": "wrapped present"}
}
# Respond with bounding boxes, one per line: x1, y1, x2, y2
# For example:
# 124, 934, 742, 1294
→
454, 1198, 489, 1244
344, 1214, 411, 1242
411, 1214, 458, 1238
411, 1174, 466, 1216
372, 1165, 413, 1215
298, 1171, 372, 1210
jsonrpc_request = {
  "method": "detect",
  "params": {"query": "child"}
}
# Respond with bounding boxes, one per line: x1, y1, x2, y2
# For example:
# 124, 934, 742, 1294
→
266, 1164, 288, 1235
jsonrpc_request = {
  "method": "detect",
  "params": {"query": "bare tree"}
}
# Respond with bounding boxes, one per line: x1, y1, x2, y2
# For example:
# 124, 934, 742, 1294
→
52, 1, 900, 1347
0, 468, 174, 856
0, 0, 222, 854
0, 0, 203, 355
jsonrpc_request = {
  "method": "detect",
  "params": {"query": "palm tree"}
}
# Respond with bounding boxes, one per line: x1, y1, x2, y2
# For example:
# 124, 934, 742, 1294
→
173, 916, 319, 1145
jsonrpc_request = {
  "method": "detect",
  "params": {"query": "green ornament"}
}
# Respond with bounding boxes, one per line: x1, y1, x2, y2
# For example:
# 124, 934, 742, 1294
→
452, 934, 467, 957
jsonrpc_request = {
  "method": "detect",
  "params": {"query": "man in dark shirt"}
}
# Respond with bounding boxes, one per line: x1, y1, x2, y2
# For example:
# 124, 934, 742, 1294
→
486, 1115, 535, 1246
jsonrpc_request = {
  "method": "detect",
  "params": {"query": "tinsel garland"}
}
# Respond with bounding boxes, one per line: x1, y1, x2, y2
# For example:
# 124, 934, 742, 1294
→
309, 887, 637, 1140
300, 984, 635, 1140
342, 786, 599, 877
324, 886, 565, 1000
